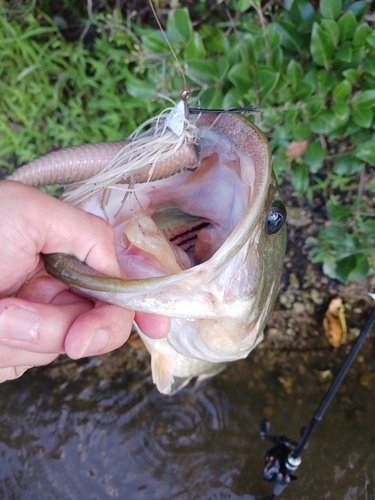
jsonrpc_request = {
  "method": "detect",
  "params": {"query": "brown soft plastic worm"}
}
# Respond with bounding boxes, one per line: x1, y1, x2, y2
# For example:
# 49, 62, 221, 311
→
8, 141, 199, 187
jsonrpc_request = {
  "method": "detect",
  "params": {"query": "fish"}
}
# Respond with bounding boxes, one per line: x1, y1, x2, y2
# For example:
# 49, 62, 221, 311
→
8, 110, 286, 394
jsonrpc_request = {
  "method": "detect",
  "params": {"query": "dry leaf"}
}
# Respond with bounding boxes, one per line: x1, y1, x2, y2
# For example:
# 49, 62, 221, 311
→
323, 298, 347, 348
285, 140, 308, 159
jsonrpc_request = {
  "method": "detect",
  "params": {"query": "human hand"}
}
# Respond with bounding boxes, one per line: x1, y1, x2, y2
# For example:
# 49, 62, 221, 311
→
0, 181, 170, 383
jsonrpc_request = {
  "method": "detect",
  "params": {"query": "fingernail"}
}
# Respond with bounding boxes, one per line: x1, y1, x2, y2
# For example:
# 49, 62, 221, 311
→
0, 306, 40, 341
79, 329, 109, 358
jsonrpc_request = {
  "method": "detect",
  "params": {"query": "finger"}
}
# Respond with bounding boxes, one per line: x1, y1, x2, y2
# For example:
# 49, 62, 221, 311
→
65, 302, 135, 359
0, 366, 31, 383
2, 181, 122, 277
0, 296, 93, 354
0, 342, 57, 370
135, 312, 170, 339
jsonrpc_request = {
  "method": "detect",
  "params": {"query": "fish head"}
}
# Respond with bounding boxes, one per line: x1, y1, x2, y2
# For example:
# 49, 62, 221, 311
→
43, 112, 286, 394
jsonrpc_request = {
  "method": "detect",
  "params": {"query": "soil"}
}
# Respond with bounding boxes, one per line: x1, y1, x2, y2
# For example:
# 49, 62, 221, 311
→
259, 180, 375, 378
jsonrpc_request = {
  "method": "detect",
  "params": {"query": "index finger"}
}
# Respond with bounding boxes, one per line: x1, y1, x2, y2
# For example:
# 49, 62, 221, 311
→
2, 181, 122, 278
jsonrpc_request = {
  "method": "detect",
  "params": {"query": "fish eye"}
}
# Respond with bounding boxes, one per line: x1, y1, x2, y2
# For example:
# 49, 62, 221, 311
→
266, 202, 286, 234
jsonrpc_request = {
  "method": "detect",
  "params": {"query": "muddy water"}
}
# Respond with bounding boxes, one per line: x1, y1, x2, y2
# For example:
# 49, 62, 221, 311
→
0, 339, 374, 500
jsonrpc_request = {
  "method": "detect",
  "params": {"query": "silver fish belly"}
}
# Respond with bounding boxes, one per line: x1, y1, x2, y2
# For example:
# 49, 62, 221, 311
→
14, 112, 287, 394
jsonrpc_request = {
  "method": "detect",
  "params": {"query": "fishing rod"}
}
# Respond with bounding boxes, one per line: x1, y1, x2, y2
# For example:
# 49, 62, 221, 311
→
259, 300, 375, 500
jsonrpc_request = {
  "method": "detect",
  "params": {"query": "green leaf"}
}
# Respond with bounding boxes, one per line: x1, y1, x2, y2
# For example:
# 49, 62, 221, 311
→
217, 55, 230, 81
350, 126, 373, 145
327, 200, 352, 222
364, 74, 375, 88
347, 1, 368, 21
274, 21, 301, 53
338, 11, 358, 41
335, 42, 352, 62
185, 32, 206, 59
319, 0, 342, 19
355, 143, 375, 166
141, 33, 168, 53
342, 68, 361, 83
205, 26, 230, 53
309, 109, 340, 134
352, 89, 375, 107
319, 225, 347, 242
286, 59, 303, 87
272, 158, 287, 181
335, 254, 370, 283
199, 87, 225, 109
357, 220, 375, 235
242, 34, 257, 63
363, 59, 375, 76
290, 0, 315, 23
368, 177, 375, 193
351, 45, 366, 64
352, 107, 373, 128
273, 76, 288, 93
223, 87, 246, 108
332, 103, 350, 121
126, 77, 153, 100
187, 59, 218, 84
237, 0, 252, 12
310, 22, 336, 67
265, 24, 282, 49
332, 80, 351, 103
304, 141, 325, 173
269, 47, 284, 70
304, 68, 319, 90
366, 33, 375, 49
166, 8, 193, 44
257, 66, 280, 97
295, 81, 314, 100
353, 23, 372, 47
254, 37, 266, 62
317, 70, 336, 94
332, 155, 362, 174
227, 62, 253, 87
292, 122, 311, 141
278, 86, 293, 102
306, 95, 325, 116
291, 164, 309, 194
321, 19, 340, 47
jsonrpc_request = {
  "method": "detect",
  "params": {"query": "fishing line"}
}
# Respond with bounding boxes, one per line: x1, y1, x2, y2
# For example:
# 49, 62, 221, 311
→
64, 3, 197, 209
148, 0, 189, 99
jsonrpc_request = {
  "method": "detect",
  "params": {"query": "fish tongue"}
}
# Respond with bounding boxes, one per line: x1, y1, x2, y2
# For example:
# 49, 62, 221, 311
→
118, 213, 191, 278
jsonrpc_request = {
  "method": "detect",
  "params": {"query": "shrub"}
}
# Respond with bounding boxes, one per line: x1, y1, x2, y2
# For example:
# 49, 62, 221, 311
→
1, 0, 374, 283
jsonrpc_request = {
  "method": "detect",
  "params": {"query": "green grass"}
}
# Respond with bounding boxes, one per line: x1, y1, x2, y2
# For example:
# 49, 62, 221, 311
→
1, 0, 374, 283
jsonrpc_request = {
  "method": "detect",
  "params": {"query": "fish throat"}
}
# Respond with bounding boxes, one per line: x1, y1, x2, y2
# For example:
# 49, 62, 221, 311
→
154, 209, 212, 265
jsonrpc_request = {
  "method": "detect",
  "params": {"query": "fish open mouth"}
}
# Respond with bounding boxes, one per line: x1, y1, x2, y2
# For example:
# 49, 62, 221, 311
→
79, 113, 267, 281
41, 110, 282, 318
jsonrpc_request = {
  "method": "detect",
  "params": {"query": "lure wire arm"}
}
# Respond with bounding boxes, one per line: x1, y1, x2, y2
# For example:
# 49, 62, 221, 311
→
189, 106, 259, 115
259, 303, 375, 499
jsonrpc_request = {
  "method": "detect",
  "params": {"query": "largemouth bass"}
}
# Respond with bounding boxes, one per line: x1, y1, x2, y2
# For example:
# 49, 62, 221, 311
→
9, 111, 286, 394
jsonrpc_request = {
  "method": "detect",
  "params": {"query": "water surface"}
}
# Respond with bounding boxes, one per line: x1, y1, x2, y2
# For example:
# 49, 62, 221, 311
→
0, 341, 374, 500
